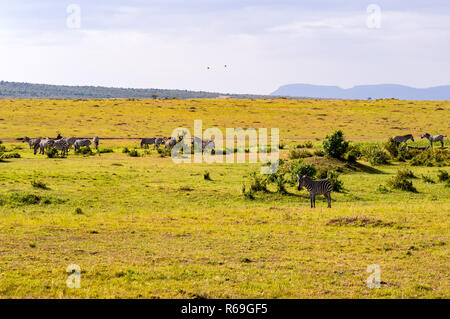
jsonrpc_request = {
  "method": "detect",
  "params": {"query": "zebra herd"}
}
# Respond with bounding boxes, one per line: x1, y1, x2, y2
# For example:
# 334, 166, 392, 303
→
23, 136, 99, 156
393, 133, 447, 148
140, 136, 215, 152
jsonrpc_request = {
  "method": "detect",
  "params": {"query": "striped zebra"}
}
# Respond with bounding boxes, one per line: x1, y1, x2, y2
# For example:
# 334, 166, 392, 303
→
192, 137, 215, 152
421, 133, 446, 148
165, 137, 177, 149
62, 137, 77, 148
37, 138, 55, 155
23, 137, 41, 150
155, 137, 168, 149
73, 139, 91, 151
93, 136, 99, 150
297, 174, 332, 208
140, 137, 156, 148
52, 139, 70, 156
392, 134, 414, 144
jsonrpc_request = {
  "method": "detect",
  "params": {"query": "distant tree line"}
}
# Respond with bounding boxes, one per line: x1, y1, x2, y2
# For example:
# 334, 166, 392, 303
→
0, 81, 279, 99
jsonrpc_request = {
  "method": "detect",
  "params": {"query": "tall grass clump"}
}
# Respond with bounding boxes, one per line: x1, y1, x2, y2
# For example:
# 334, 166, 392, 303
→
362, 145, 390, 165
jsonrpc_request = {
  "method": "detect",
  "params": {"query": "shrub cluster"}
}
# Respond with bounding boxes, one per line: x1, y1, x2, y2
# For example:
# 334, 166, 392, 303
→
387, 169, 417, 192
362, 145, 390, 165
323, 130, 349, 159
410, 149, 449, 167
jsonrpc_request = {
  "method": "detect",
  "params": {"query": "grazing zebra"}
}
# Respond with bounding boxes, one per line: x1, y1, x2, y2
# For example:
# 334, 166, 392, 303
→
140, 137, 156, 148
62, 137, 77, 148
93, 136, 99, 150
392, 134, 414, 144
23, 137, 41, 150
192, 137, 215, 152
165, 137, 177, 149
421, 133, 446, 148
52, 139, 70, 156
297, 174, 333, 208
155, 137, 168, 149
37, 138, 55, 155
73, 139, 91, 151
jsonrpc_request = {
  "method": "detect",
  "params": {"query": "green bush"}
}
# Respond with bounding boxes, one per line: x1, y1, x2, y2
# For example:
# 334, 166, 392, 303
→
327, 170, 344, 192
323, 130, 349, 159
344, 144, 362, 163
421, 175, 435, 184
122, 147, 130, 153
437, 170, 449, 182
75, 146, 94, 156
387, 170, 417, 192
362, 145, 390, 165
247, 171, 268, 192
288, 160, 317, 181
289, 149, 313, 159
128, 149, 140, 157
410, 149, 450, 167
384, 138, 399, 158
3, 152, 21, 159
46, 148, 62, 158
313, 149, 325, 157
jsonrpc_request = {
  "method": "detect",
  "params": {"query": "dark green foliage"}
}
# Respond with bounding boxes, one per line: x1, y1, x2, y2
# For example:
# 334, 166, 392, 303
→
362, 145, 390, 165
387, 170, 418, 192
421, 175, 435, 184
323, 130, 349, 159
31, 180, 50, 190
437, 170, 449, 182
344, 144, 362, 163
313, 149, 325, 157
2, 152, 21, 159
410, 149, 450, 167
288, 160, 317, 180
128, 149, 140, 157
99, 148, 114, 153
46, 148, 63, 158
327, 170, 344, 192
122, 147, 130, 153
384, 138, 399, 158
74, 207, 84, 215
289, 149, 312, 159
75, 146, 94, 156
203, 171, 212, 181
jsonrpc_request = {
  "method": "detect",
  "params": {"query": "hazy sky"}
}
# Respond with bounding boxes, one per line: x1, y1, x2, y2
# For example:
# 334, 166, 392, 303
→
1, 0, 449, 94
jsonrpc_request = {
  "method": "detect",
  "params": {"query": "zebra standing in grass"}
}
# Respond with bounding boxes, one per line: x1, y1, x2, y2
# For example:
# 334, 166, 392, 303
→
52, 139, 70, 156
297, 174, 333, 208
93, 136, 99, 150
392, 134, 414, 144
62, 137, 77, 148
37, 138, 55, 155
165, 137, 177, 149
155, 137, 168, 149
421, 133, 446, 148
23, 137, 41, 150
140, 137, 156, 148
73, 139, 91, 151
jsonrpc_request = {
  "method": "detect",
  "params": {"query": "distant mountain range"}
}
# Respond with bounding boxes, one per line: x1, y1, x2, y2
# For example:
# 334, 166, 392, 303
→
0, 81, 271, 99
271, 84, 450, 100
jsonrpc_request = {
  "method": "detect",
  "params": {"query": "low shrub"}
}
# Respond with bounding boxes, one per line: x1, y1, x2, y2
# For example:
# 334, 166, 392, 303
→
31, 180, 50, 190
122, 147, 130, 153
99, 148, 114, 154
75, 146, 94, 156
362, 145, 390, 165
313, 149, 325, 157
128, 149, 140, 157
287, 160, 317, 181
203, 171, 212, 181
344, 144, 362, 163
410, 149, 450, 167
437, 170, 449, 182
384, 138, 399, 158
45, 148, 64, 158
247, 171, 268, 192
289, 149, 313, 159
387, 169, 418, 192
3, 152, 21, 159
421, 175, 435, 184
327, 170, 344, 192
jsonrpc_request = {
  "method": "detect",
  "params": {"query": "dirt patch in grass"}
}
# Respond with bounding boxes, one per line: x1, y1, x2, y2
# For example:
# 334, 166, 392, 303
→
326, 216, 395, 227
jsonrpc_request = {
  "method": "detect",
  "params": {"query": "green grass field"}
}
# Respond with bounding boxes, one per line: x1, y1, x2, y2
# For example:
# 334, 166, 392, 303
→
0, 98, 448, 298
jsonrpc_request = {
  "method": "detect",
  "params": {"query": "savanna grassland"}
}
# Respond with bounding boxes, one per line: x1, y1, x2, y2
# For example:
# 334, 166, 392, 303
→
0, 98, 449, 299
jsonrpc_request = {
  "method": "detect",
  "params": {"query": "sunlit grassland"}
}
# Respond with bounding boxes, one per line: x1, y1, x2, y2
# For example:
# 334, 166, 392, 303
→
0, 98, 448, 298
0, 98, 448, 140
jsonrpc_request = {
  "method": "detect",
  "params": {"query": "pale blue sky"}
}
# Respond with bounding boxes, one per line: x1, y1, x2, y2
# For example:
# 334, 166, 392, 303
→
1, 0, 449, 94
